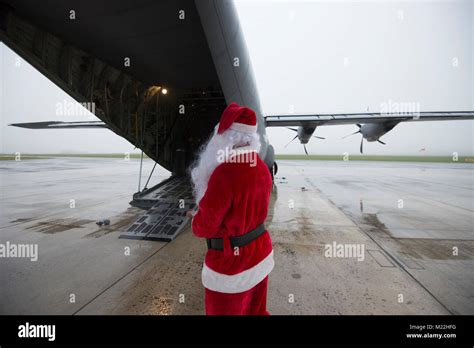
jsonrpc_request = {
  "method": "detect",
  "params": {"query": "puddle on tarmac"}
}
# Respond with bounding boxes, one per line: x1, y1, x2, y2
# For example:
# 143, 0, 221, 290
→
27, 218, 94, 234
10, 217, 35, 223
396, 239, 473, 260
349, 210, 472, 261
84, 208, 141, 238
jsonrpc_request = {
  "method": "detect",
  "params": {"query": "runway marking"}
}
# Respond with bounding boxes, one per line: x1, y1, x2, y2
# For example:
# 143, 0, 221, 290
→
72, 240, 172, 315
367, 249, 396, 268
371, 176, 474, 214
382, 171, 474, 191
0, 192, 131, 229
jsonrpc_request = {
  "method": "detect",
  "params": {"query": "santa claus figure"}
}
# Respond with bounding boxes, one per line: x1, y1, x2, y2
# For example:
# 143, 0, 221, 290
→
189, 102, 274, 315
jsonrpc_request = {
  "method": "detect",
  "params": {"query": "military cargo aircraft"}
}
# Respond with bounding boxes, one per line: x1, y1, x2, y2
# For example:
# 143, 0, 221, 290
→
2, 0, 473, 241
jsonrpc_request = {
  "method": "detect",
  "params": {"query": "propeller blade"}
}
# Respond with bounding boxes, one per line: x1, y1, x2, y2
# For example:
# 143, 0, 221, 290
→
360, 137, 364, 154
284, 135, 298, 148
304, 144, 308, 155
356, 124, 362, 128
313, 135, 326, 140
377, 140, 386, 145
342, 130, 360, 139
286, 127, 298, 132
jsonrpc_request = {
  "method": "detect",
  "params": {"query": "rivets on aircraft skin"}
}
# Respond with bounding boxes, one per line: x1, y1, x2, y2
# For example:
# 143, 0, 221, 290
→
380, 100, 420, 118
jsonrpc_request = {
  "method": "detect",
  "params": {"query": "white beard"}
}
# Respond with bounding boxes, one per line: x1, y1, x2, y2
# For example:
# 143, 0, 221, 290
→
189, 128, 261, 204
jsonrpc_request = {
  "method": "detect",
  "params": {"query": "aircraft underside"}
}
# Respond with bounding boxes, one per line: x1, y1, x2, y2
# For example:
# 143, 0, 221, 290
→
0, 0, 233, 175
2, 0, 472, 242
0, 1, 229, 240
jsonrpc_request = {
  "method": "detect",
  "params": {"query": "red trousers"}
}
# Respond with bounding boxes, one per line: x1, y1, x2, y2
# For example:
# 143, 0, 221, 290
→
205, 276, 270, 315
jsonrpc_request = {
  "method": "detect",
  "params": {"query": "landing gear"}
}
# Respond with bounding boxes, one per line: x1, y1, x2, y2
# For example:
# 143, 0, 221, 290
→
269, 161, 278, 181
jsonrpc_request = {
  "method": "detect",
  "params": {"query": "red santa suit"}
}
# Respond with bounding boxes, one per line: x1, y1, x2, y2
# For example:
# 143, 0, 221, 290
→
191, 103, 274, 315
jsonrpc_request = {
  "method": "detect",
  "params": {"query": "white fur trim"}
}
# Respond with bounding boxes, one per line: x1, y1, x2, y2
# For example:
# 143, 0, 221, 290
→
231, 144, 255, 152
202, 251, 274, 294
225, 147, 257, 162
229, 122, 257, 134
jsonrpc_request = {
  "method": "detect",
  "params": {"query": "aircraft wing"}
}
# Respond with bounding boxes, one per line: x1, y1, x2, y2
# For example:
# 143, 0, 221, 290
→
9, 121, 109, 129
265, 111, 474, 127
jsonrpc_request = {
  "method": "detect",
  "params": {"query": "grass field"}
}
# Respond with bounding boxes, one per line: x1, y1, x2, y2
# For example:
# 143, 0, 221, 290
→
0, 155, 51, 161
276, 154, 474, 163
0, 153, 473, 163
0, 153, 148, 160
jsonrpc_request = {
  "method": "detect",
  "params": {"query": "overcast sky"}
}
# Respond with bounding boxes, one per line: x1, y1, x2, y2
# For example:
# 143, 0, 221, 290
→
1, 0, 473, 156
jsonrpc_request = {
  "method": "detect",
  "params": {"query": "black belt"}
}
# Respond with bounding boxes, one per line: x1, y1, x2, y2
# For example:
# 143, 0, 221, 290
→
206, 223, 266, 251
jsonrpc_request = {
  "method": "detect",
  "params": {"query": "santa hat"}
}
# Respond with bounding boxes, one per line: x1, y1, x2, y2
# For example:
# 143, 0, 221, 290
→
217, 102, 257, 134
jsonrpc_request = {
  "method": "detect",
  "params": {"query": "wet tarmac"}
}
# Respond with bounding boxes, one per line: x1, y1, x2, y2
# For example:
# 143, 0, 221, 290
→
0, 158, 472, 314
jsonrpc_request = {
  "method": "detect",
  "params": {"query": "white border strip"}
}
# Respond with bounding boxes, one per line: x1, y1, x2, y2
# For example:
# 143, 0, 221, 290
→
202, 251, 274, 294
229, 122, 258, 134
